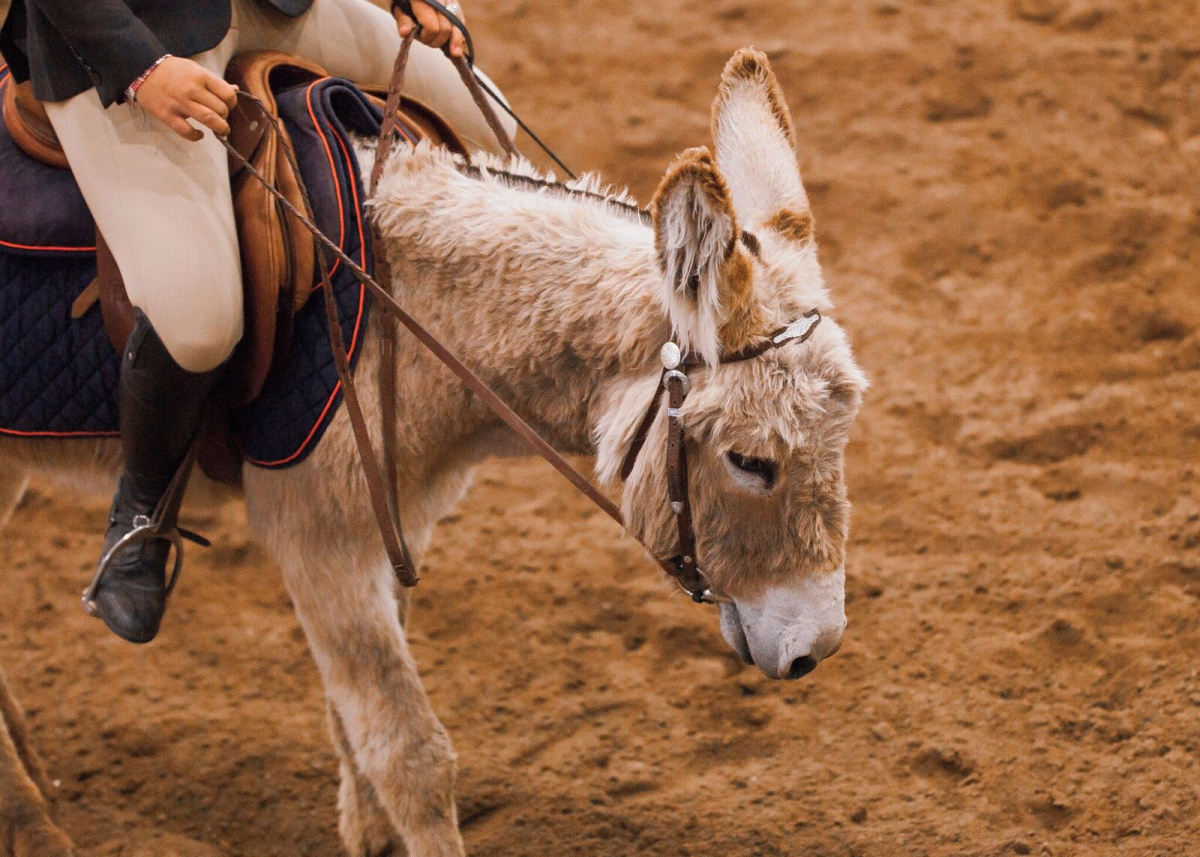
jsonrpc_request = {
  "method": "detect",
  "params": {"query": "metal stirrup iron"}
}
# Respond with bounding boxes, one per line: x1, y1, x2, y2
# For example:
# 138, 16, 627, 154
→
81, 436, 212, 615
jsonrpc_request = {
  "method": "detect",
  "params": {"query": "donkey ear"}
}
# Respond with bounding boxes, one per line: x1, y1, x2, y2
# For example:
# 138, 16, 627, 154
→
651, 147, 740, 366
712, 49, 812, 241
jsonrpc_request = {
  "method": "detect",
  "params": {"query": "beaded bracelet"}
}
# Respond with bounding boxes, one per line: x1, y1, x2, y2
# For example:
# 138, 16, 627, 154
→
125, 54, 173, 104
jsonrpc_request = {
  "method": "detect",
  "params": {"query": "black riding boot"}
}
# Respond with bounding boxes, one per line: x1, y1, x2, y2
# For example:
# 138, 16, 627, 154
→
87, 312, 219, 643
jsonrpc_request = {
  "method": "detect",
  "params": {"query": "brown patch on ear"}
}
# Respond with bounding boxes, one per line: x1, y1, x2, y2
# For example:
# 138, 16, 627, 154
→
651, 147, 739, 275
652, 148, 736, 228
766, 208, 815, 244
716, 48, 797, 150
717, 249, 766, 353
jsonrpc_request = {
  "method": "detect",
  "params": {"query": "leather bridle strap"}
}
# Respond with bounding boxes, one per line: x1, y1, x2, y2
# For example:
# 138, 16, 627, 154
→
620, 311, 823, 483
369, 29, 421, 584
664, 369, 704, 597
449, 54, 518, 158
315, 225, 419, 584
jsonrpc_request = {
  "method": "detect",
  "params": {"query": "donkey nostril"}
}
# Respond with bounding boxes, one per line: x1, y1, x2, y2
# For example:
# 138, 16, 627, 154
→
786, 655, 818, 680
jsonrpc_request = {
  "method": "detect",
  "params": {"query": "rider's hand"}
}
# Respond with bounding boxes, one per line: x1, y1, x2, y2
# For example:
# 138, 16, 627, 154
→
393, 1, 468, 59
134, 57, 239, 142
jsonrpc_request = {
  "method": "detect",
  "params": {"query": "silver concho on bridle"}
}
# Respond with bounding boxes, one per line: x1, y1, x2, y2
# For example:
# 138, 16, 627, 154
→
660, 341, 681, 370
772, 313, 821, 347
661, 341, 690, 400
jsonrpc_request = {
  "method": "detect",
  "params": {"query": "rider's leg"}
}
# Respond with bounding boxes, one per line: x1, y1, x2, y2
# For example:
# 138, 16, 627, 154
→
43, 38, 241, 374
43, 39, 241, 643
232, 0, 517, 155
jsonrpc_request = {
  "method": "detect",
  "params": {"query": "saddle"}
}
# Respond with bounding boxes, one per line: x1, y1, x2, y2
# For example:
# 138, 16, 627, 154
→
1, 51, 466, 409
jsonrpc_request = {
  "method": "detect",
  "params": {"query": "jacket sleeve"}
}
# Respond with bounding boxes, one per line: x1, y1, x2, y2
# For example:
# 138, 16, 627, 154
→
26, 0, 167, 101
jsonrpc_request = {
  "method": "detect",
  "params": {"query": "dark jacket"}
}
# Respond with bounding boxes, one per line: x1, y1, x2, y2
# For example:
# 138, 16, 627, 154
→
0, 0, 312, 106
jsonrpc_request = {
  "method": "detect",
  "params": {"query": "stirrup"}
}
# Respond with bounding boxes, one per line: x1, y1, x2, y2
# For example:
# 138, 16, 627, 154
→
81, 437, 211, 618
80, 514, 210, 617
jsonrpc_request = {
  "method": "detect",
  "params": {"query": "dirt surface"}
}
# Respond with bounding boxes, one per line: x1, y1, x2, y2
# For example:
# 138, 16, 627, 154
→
3, 0, 1200, 855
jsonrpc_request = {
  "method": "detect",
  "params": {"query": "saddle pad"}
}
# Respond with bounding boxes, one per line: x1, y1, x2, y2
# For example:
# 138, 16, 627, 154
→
0, 72, 414, 469
231, 77, 388, 466
0, 66, 95, 254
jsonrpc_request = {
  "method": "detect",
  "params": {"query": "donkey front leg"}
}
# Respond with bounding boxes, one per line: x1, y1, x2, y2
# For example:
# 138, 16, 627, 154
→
328, 700, 407, 857
282, 548, 462, 857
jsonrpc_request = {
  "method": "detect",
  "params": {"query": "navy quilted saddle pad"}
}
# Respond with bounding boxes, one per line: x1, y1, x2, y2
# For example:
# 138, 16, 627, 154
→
0, 65, 410, 468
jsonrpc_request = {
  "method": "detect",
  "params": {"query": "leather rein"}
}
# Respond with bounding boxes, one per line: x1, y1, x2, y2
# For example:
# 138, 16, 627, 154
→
218, 29, 823, 605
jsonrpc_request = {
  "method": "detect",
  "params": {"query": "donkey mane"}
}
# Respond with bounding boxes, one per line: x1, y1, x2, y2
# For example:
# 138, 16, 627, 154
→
356, 135, 651, 230
455, 151, 651, 228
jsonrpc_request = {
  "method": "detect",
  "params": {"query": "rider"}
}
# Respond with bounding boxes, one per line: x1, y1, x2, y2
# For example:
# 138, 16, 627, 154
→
0, 0, 492, 644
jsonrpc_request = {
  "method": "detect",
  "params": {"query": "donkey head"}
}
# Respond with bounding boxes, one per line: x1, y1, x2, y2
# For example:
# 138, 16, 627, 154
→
599, 49, 867, 680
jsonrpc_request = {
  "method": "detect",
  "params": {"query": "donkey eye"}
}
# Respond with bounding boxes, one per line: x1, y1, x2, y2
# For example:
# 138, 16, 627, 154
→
725, 451, 779, 490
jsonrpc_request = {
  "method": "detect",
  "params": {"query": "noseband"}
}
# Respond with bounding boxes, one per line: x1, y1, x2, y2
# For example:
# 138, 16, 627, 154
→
618, 309, 823, 603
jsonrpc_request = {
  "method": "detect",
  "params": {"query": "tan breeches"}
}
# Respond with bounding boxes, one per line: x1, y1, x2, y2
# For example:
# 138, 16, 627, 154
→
43, 0, 513, 372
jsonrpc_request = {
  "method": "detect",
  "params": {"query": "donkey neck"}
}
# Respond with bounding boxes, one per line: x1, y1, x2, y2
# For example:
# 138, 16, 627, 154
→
375, 156, 671, 456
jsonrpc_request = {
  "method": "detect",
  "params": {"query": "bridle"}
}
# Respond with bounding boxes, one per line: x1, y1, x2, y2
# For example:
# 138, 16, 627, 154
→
617, 310, 822, 602
217, 22, 826, 608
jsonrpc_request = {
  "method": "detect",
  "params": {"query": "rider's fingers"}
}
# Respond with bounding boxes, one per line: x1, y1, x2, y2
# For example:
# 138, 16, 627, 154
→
392, 7, 415, 37
196, 68, 238, 109
431, 12, 453, 49
166, 112, 205, 142
205, 77, 239, 111
412, 3, 451, 49
449, 23, 466, 58
192, 87, 231, 121
184, 102, 231, 138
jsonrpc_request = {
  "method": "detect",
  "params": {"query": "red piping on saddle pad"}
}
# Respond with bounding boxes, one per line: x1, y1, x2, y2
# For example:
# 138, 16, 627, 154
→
0, 236, 98, 255
305, 81, 348, 280
0, 426, 118, 438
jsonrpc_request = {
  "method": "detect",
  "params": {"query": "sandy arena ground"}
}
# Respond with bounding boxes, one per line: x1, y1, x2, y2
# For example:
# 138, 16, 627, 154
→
2, 1, 1199, 854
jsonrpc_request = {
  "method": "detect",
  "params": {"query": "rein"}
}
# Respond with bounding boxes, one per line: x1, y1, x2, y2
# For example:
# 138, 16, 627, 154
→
396, 0, 578, 179
218, 31, 823, 605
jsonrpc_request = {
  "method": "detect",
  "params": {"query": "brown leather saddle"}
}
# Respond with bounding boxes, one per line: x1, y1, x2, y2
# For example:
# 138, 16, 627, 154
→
1, 51, 466, 481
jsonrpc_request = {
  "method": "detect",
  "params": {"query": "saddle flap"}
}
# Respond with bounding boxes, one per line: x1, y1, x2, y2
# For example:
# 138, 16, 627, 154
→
225, 98, 271, 176
223, 52, 328, 405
